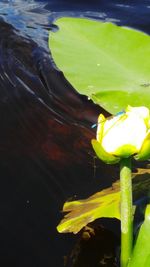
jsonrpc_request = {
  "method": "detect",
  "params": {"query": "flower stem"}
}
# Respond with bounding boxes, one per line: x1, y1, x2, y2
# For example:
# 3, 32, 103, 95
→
120, 158, 133, 267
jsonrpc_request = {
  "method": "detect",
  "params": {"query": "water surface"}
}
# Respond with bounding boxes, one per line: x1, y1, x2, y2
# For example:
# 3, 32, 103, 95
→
0, 1, 150, 266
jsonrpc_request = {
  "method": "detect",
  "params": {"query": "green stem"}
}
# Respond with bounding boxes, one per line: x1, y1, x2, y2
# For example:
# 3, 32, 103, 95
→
120, 158, 133, 267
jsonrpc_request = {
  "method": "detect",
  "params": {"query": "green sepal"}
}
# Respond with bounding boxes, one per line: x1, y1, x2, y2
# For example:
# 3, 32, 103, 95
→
134, 132, 150, 161
91, 139, 120, 164
127, 205, 150, 267
114, 144, 137, 158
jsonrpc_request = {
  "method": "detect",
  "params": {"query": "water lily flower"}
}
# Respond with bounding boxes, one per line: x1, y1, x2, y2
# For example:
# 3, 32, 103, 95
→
92, 106, 150, 164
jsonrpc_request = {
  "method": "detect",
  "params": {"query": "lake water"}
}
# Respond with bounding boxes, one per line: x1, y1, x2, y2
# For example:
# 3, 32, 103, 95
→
0, 1, 150, 266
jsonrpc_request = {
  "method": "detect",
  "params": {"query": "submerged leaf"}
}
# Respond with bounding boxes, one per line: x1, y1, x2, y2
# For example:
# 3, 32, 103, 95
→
57, 168, 150, 234
50, 17, 150, 114
57, 181, 120, 234
128, 205, 150, 267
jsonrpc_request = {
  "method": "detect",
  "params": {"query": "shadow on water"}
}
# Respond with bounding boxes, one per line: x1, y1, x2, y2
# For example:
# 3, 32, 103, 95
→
0, 0, 150, 266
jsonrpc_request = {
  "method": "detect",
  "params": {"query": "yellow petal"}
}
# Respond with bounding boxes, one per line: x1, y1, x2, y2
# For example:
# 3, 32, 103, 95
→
126, 105, 150, 128
102, 110, 147, 156
126, 105, 150, 120
96, 114, 105, 143
135, 131, 150, 161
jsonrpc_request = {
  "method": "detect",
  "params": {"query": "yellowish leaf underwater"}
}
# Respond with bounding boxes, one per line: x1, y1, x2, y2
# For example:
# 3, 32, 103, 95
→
57, 168, 150, 234
57, 181, 120, 234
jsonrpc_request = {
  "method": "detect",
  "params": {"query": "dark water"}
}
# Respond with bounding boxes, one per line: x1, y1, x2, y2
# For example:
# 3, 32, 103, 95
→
0, 1, 150, 266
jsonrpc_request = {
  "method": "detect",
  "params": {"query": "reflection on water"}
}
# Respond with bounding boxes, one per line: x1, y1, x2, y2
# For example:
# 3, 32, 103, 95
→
0, 0, 150, 266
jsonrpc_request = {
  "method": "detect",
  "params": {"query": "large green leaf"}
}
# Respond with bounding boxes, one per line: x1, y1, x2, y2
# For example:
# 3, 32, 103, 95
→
49, 17, 150, 114
128, 205, 150, 267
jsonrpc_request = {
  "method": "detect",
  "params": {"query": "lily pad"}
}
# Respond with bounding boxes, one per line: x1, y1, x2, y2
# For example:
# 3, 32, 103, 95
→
49, 17, 150, 114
